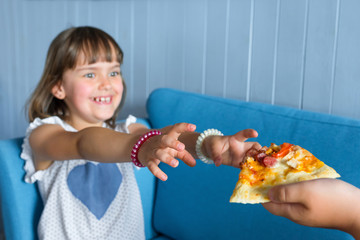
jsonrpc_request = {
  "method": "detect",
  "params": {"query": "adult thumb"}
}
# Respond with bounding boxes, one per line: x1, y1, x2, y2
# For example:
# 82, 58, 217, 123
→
268, 183, 306, 203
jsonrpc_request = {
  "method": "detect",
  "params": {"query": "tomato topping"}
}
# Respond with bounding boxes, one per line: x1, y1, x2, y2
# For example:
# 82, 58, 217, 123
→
272, 142, 294, 158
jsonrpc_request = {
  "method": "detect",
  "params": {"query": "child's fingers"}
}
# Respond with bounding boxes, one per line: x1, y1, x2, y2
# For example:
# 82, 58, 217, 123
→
154, 147, 195, 167
158, 123, 195, 151
213, 156, 223, 167
147, 161, 168, 181
175, 150, 196, 167
153, 148, 179, 167
166, 123, 196, 139
249, 142, 262, 151
234, 129, 258, 142
227, 140, 261, 167
160, 135, 185, 151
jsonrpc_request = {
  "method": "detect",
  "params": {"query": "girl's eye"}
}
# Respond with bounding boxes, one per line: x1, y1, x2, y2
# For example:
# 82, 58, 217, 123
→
84, 73, 95, 78
109, 71, 120, 77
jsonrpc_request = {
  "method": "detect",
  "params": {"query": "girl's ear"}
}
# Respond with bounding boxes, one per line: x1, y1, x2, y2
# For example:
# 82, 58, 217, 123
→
51, 82, 66, 100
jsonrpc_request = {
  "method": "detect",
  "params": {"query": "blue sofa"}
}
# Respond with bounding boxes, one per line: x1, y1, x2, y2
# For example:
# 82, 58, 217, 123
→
1, 88, 359, 240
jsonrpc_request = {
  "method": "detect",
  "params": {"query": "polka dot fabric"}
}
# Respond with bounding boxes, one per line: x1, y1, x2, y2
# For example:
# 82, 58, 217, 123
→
21, 116, 145, 240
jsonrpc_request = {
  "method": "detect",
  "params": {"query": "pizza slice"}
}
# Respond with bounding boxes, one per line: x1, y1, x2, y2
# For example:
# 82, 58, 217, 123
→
230, 142, 340, 204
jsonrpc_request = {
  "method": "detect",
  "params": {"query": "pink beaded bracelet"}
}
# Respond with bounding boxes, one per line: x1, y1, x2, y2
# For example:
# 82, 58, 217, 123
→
131, 130, 162, 167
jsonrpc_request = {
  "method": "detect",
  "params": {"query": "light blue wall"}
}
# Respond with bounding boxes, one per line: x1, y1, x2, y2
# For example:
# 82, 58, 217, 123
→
1, 0, 360, 140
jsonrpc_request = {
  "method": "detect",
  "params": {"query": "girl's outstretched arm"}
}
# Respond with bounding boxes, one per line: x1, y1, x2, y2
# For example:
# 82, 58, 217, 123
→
29, 122, 195, 181
262, 179, 360, 239
30, 124, 142, 167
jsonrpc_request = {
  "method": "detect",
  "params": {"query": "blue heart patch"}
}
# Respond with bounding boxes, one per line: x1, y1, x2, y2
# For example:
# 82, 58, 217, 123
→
67, 162, 122, 220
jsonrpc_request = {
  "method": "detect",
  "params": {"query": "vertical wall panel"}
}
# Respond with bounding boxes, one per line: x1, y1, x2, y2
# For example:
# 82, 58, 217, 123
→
164, 1, 186, 90
2, 0, 360, 139
249, 0, 278, 103
130, 0, 148, 118
204, 0, 227, 96
332, 0, 360, 119
148, 1, 167, 93
274, 0, 307, 108
225, 0, 251, 100
1, 0, 13, 138
65, 1, 80, 26
11, 0, 26, 138
75, 2, 91, 26
87, 1, 123, 35
114, 1, 133, 119
182, 0, 207, 94
302, 0, 338, 113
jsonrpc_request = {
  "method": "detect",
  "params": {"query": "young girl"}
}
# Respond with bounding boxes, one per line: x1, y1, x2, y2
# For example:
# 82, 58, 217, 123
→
21, 26, 261, 239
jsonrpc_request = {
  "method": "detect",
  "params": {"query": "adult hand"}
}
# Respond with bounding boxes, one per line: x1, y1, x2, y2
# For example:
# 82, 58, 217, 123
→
262, 179, 360, 238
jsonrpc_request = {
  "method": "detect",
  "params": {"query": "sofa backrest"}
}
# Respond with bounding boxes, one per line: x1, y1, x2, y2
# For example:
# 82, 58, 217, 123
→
147, 88, 359, 240
0, 138, 42, 240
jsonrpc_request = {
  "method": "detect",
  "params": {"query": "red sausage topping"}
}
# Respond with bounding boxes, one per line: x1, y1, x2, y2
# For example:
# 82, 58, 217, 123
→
263, 156, 278, 167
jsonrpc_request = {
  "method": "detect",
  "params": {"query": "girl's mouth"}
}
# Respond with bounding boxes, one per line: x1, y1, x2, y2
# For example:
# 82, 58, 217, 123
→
92, 96, 112, 104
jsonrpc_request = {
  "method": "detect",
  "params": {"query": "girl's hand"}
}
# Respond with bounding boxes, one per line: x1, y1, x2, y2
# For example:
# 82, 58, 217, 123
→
203, 129, 261, 167
137, 123, 196, 181
262, 179, 360, 238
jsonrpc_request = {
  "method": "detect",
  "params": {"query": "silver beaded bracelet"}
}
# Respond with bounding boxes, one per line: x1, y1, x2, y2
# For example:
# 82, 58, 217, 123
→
195, 128, 224, 164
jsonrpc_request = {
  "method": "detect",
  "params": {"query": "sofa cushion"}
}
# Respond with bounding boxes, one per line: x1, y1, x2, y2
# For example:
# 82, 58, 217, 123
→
0, 138, 42, 240
147, 88, 358, 240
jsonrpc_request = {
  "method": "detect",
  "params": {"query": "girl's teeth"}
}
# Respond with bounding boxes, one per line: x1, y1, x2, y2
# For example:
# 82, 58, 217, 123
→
94, 97, 111, 103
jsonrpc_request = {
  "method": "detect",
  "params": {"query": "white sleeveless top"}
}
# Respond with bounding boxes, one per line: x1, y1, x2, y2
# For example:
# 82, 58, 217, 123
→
21, 116, 145, 240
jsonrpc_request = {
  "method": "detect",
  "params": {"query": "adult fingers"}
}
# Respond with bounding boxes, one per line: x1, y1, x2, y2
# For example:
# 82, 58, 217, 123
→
268, 182, 309, 204
262, 201, 305, 220
233, 129, 258, 142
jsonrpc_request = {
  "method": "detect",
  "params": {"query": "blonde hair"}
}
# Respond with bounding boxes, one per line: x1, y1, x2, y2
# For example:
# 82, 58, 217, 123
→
27, 26, 126, 128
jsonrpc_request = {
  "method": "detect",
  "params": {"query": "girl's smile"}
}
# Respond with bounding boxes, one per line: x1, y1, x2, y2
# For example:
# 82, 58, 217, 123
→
92, 96, 113, 104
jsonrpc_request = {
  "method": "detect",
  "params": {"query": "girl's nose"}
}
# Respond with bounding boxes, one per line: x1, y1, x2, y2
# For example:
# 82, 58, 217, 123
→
99, 76, 112, 90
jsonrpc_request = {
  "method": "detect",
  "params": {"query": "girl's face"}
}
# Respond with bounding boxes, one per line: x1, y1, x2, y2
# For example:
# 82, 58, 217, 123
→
53, 55, 123, 130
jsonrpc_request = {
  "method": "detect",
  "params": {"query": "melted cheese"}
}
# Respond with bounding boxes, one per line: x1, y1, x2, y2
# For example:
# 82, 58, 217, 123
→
287, 148, 324, 173
240, 157, 267, 186
240, 146, 324, 186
